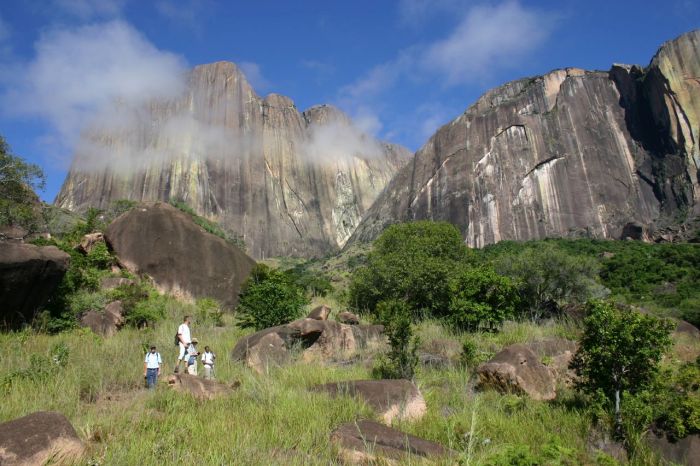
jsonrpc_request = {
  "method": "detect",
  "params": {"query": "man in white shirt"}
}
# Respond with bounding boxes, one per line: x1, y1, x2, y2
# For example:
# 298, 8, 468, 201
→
174, 315, 192, 374
201, 346, 216, 380
143, 346, 161, 389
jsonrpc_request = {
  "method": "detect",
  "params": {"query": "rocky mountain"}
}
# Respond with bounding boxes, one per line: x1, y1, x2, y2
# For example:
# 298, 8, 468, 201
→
56, 62, 410, 259
350, 30, 700, 247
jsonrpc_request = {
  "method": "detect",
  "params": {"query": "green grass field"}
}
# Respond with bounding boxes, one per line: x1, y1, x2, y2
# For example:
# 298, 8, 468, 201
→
3, 299, 692, 465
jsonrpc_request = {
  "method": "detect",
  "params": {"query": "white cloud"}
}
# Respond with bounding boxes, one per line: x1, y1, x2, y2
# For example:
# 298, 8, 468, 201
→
302, 119, 384, 164
52, 0, 127, 19
239, 61, 271, 92
2, 20, 187, 161
423, 1, 554, 84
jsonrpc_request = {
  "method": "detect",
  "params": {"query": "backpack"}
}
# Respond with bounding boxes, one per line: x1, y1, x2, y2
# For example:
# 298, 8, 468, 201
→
188, 355, 196, 366
174, 332, 179, 346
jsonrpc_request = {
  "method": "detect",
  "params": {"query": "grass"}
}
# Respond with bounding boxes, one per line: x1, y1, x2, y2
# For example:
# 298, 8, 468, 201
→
4, 299, 686, 465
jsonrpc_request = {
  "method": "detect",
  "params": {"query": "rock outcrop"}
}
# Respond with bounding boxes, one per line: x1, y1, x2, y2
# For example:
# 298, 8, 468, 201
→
104, 202, 255, 309
0, 411, 85, 466
166, 374, 239, 400
350, 30, 700, 248
337, 311, 360, 325
56, 61, 410, 259
476, 344, 557, 400
0, 243, 70, 329
80, 300, 124, 337
231, 318, 384, 373
330, 420, 451, 464
312, 379, 427, 425
307, 304, 331, 320
647, 432, 700, 466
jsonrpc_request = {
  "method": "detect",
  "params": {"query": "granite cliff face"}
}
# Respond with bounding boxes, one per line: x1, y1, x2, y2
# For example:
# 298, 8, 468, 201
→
56, 62, 410, 259
351, 30, 700, 247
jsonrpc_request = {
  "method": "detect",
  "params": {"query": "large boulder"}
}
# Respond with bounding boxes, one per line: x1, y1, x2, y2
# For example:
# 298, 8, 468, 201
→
330, 420, 451, 464
99, 276, 135, 290
647, 433, 700, 466
476, 344, 557, 401
105, 202, 256, 309
231, 318, 384, 373
75, 232, 104, 254
166, 374, 239, 400
80, 300, 124, 337
0, 411, 85, 465
0, 243, 70, 328
527, 339, 578, 387
307, 304, 331, 321
312, 379, 427, 425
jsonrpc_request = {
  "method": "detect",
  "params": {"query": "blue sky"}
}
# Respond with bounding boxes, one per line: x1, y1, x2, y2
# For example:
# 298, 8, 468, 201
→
0, 0, 698, 201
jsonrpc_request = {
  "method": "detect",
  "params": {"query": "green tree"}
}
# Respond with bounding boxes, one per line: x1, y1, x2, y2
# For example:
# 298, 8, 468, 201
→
0, 136, 45, 229
570, 301, 674, 436
237, 264, 309, 330
349, 221, 472, 318
446, 266, 519, 331
372, 299, 420, 380
494, 243, 608, 320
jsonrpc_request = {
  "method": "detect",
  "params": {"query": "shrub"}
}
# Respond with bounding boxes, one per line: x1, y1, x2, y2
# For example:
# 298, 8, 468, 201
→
494, 243, 608, 320
0, 135, 45, 230
349, 221, 472, 318
195, 298, 224, 327
125, 292, 167, 327
237, 264, 309, 330
372, 299, 420, 380
459, 337, 479, 368
446, 266, 519, 331
570, 300, 674, 437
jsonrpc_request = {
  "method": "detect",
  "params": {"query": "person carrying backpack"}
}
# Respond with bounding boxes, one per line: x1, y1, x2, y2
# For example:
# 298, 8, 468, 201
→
143, 345, 162, 389
174, 315, 192, 374
201, 346, 216, 380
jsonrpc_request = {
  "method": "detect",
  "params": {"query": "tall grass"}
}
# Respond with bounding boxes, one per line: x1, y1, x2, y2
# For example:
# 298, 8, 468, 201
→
0, 306, 679, 465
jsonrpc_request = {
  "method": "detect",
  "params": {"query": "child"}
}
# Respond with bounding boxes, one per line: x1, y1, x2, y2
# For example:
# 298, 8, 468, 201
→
201, 346, 216, 380
186, 338, 200, 375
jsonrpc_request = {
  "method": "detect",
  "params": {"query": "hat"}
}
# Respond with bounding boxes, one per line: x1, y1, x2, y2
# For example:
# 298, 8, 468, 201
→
191, 338, 198, 343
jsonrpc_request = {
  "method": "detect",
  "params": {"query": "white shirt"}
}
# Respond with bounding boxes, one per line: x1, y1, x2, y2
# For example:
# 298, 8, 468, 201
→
144, 352, 162, 369
187, 344, 198, 357
177, 323, 191, 344
201, 351, 215, 366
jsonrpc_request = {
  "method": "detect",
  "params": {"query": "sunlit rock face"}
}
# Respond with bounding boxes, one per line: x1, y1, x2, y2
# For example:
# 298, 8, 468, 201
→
350, 30, 700, 247
56, 62, 410, 259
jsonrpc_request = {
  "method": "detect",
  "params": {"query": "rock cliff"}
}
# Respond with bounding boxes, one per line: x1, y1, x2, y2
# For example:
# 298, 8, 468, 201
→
56, 62, 410, 259
350, 30, 700, 247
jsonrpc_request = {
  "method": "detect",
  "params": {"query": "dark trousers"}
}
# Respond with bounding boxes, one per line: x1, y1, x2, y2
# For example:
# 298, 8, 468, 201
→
146, 368, 159, 388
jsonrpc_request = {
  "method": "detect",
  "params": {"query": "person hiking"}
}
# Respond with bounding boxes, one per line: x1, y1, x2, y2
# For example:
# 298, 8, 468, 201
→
143, 345, 161, 389
201, 345, 216, 380
186, 338, 200, 375
174, 315, 192, 373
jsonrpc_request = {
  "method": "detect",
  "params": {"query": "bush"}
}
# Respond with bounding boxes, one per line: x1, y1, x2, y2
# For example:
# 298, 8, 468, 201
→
237, 264, 309, 330
446, 266, 519, 331
0, 135, 45, 230
349, 221, 472, 318
195, 298, 224, 327
372, 299, 420, 380
125, 292, 167, 327
494, 243, 608, 320
570, 300, 674, 437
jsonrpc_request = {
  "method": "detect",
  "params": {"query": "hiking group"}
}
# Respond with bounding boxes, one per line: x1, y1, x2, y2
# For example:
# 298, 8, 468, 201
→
143, 315, 216, 389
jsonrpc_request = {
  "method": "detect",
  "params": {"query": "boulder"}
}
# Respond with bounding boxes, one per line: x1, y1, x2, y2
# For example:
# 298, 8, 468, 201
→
0, 411, 85, 465
476, 344, 557, 401
100, 276, 135, 290
105, 203, 256, 309
312, 379, 426, 425
166, 374, 239, 400
80, 301, 124, 337
307, 304, 331, 320
0, 243, 70, 329
337, 311, 360, 325
419, 338, 462, 368
75, 232, 104, 254
0, 225, 28, 242
527, 339, 578, 387
647, 432, 700, 466
675, 320, 700, 339
330, 420, 451, 464
231, 318, 384, 373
